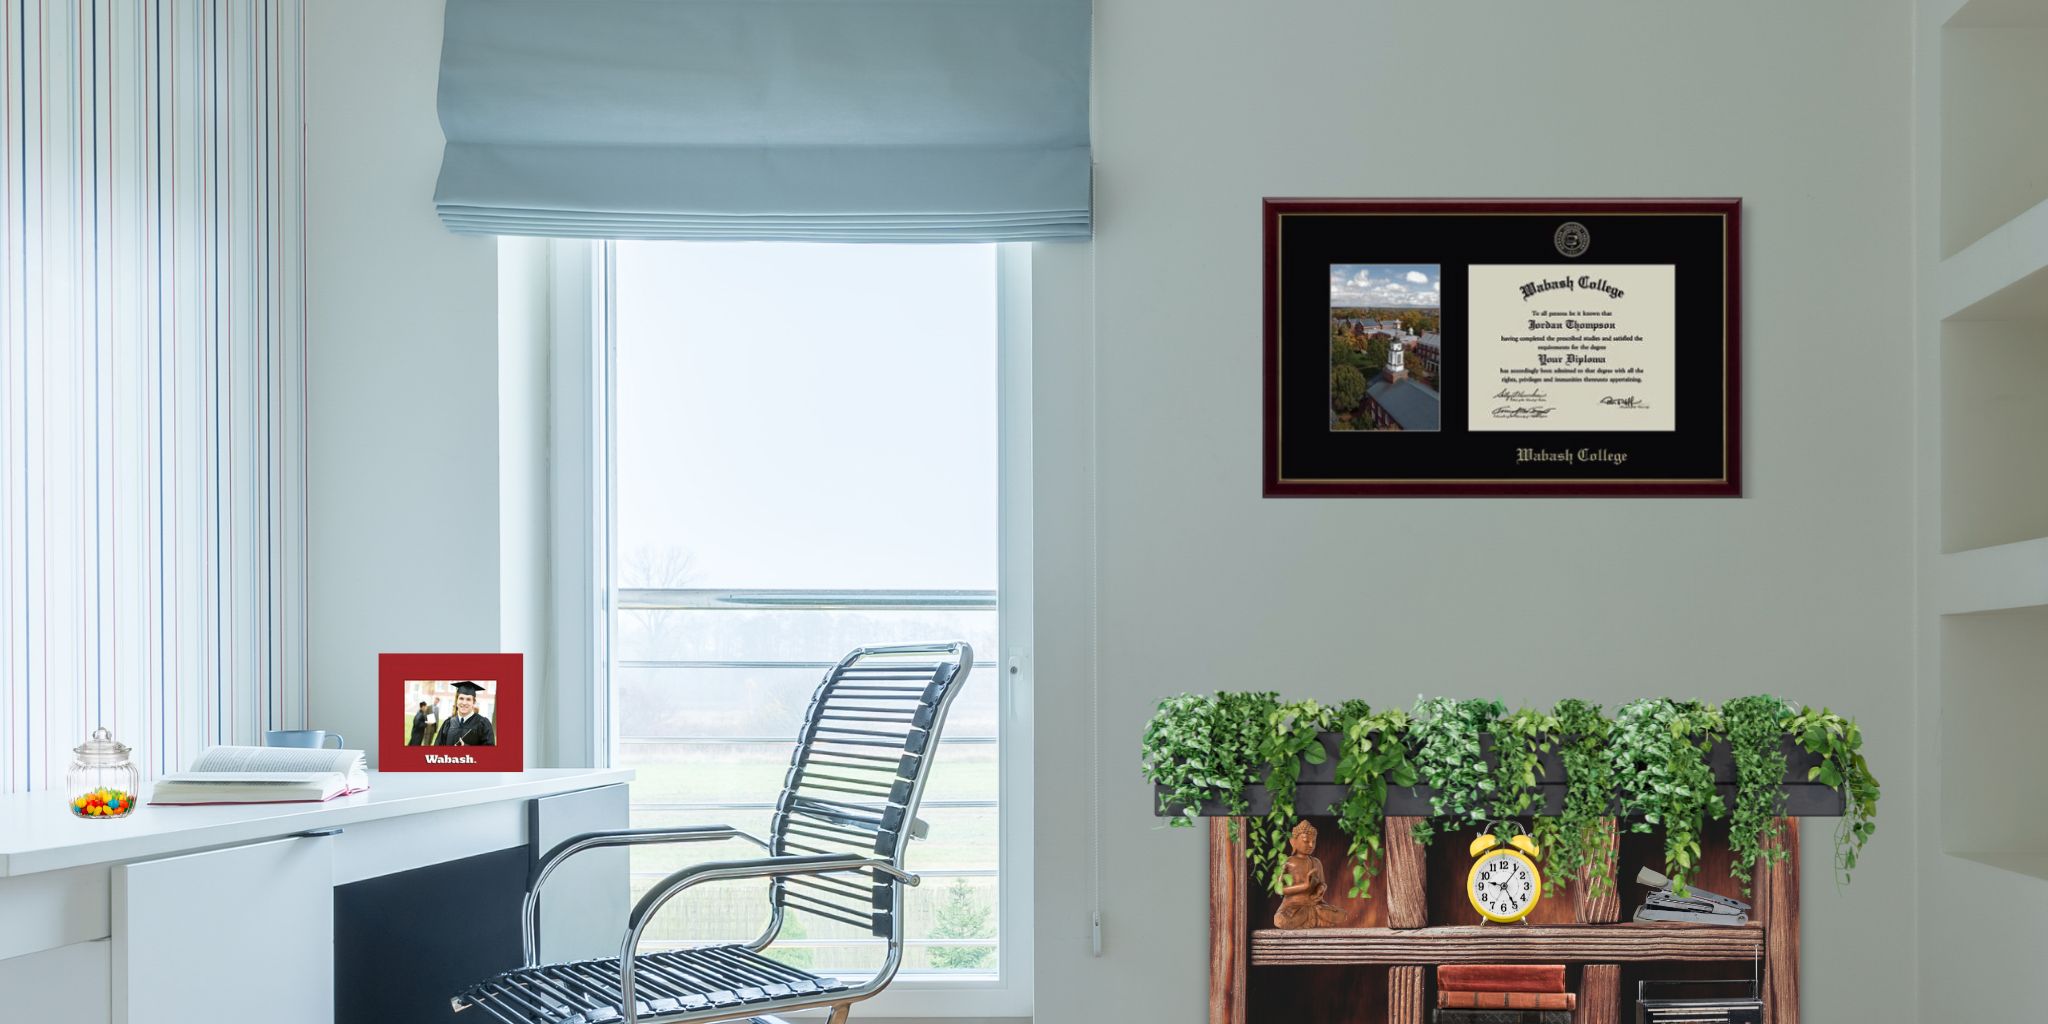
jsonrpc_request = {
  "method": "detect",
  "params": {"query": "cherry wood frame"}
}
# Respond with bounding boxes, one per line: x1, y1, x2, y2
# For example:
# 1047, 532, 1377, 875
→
1262, 198, 1742, 497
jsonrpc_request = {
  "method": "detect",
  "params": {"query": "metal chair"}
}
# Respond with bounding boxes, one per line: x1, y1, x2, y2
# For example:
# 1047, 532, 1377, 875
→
452, 642, 974, 1024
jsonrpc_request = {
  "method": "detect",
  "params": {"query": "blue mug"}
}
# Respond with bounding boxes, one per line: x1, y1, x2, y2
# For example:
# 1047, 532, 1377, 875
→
265, 729, 345, 749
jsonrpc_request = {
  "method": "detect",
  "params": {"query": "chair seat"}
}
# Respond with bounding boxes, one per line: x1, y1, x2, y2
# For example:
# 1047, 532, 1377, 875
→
454, 945, 851, 1024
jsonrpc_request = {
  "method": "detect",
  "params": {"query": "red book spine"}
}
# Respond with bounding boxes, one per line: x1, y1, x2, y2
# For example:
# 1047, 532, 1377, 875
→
1437, 991, 1579, 1010
1434, 965, 1568, 993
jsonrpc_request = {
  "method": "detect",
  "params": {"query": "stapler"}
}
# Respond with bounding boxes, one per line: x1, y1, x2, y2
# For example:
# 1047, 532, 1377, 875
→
1631, 866, 1750, 926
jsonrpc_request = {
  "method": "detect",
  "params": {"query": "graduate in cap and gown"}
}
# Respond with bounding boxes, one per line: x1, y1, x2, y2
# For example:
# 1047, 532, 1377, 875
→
432, 681, 496, 746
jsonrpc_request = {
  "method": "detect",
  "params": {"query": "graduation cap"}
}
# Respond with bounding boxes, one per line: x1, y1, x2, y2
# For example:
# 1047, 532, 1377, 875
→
451, 681, 488, 696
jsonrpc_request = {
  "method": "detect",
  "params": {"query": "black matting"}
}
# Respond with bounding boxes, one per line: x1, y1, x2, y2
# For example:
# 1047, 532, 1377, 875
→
335, 845, 527, 1024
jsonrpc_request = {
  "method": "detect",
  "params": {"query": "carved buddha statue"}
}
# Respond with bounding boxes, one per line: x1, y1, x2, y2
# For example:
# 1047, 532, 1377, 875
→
1273, 819, 1342, 930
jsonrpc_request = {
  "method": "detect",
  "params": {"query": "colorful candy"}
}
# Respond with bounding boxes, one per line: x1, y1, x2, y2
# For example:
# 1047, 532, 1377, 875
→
70, 786, 134, 818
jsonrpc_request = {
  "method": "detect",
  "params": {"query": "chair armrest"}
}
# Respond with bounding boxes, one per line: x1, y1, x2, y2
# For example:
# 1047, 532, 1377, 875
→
523, 825, 767, 967
621, 853, 920, 1023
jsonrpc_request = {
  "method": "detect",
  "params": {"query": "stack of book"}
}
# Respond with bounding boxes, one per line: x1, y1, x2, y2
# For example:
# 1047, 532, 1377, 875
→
1434, 965, 1574, 1024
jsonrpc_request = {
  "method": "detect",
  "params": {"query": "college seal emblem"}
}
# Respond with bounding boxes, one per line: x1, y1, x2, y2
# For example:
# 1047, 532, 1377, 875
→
1554, 221, 1590, 258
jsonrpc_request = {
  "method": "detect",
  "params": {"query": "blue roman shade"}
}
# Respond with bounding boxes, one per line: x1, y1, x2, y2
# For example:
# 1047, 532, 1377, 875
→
434, 0, 1092, 241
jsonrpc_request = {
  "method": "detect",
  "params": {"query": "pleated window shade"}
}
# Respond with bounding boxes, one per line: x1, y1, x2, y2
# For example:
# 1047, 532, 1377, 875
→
434, 0, 1093, 241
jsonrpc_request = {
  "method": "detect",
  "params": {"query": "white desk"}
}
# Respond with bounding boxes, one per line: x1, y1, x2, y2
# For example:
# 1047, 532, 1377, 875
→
0, 769, 632, 1024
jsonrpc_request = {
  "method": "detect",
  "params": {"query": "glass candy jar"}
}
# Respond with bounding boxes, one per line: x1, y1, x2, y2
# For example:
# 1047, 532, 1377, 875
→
68, 728, 138, 819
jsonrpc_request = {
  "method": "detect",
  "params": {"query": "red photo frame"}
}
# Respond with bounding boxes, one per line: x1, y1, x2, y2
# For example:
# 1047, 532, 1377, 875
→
379, 652, 524, 772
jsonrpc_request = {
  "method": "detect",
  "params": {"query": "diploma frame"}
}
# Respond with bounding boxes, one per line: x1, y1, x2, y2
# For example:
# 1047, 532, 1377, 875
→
1263, 198, 1741, 497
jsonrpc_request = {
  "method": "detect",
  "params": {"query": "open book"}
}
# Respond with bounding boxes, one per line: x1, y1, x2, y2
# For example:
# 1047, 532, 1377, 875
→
148, 745, 370, 805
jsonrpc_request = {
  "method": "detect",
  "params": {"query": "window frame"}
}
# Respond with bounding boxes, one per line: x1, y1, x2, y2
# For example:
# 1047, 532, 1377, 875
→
547, 239, 1035, 1019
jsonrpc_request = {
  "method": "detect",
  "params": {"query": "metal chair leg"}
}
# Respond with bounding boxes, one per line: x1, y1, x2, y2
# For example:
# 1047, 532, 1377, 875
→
826, 1003, 851, 1024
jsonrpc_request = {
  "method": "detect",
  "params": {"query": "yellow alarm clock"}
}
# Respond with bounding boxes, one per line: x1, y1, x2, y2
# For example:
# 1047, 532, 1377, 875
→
1466, 827, 1542, 924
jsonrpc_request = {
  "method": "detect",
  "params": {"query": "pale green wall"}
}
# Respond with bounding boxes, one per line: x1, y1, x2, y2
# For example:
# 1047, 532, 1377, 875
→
1032, 2, 1918, 1022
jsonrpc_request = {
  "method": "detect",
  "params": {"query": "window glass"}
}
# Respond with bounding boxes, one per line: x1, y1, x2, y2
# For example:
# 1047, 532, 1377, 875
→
613, 242, 1001, 977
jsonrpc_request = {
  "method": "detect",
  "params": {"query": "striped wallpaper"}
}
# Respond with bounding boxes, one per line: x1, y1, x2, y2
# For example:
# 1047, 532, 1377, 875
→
0, 1, 307, 793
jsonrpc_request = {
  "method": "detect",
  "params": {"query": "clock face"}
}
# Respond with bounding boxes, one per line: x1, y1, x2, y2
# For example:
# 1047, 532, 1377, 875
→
1468, 850, 1540, 922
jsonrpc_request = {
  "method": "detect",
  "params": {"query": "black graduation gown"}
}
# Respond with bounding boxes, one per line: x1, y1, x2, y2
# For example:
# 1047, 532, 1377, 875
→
408, 710, 432, 746
433, 714, 495, 747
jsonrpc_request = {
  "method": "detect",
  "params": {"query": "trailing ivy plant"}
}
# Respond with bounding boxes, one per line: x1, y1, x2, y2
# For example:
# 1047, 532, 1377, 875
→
1530, 698, 1617, 900
1785, 703, 1881, 885
1142, 690, 1883, 896
1490, 706, 1557, 822
1610, 698, 1725, 893
1328, 700, 1417, 899
1407, 697, 1507, 845
1250, 699, 1335, 891
1140, 691, 1276, 828
1722, 694, 1795, 894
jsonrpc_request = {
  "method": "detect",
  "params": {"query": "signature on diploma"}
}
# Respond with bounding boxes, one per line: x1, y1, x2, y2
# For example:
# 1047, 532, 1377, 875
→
1601, 395, 1650, 409
1492, 389, 1550, 404
1491, 406, 1556, 420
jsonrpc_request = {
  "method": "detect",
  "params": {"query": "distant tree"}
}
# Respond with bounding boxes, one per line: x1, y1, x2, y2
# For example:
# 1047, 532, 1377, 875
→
1365, 336, 1390, 371
928, 878, 995, 970
1332, 364, 1368, 413
618, 545, 699, 661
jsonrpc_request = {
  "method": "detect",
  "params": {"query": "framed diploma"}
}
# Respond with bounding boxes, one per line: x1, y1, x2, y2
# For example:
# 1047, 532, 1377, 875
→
1263, 198, 1740, 496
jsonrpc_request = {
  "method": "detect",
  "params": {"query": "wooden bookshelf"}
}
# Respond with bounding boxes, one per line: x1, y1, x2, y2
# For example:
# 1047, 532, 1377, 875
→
1208, 815, 1802, 1024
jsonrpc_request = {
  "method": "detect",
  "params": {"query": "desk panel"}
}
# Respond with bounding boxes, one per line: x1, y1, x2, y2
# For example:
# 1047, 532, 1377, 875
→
332, 799, 526, 885
0, 938, 111, 1023
334, 845, 527, 1024
114, 833, 335, 1024
0, 864, 111, 959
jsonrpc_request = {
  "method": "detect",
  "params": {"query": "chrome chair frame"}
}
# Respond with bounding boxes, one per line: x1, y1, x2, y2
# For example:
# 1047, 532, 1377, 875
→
454, 641, 973, 1024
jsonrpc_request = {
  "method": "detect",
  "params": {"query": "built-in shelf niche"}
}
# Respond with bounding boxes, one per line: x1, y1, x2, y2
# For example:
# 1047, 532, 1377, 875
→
1943, 0, 2048, 31
1940, 605, 2048, 880
1939, 196, 2048, 322
1940, 320, 2048, 552
1940, 25, 2048, 259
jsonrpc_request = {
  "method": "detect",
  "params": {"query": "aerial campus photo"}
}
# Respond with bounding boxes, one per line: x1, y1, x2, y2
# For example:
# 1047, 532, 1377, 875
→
1329, 264, 1443, 432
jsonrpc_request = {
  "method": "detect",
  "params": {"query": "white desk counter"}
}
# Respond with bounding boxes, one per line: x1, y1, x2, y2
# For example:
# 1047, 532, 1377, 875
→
0, 767, 632, 878
0, 768, 634, 1024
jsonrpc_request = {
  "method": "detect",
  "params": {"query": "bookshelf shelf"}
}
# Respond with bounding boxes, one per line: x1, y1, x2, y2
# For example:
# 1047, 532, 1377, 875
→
1923, 0, 2048, 899
1249, 924, 1764, 967
1939, 24, 2048, 259
1936, 537, 2048, 614
1208, 815, 1804, 1024
1939, 606, 2048, 873
1942, 0, 2048, 28
1940, 320, 2048, 553
1938, 195, 2048, 322
1949, 851, 2048, 881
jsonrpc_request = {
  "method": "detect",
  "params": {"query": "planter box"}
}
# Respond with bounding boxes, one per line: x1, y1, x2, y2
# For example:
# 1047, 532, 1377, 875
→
1153, 732, 1846, 819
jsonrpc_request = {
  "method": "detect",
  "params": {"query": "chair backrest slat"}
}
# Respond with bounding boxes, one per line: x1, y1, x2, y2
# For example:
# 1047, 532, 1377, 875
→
768, 642, 971, 939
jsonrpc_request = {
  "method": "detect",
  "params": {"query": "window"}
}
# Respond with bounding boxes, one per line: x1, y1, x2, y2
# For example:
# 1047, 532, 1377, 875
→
602, 241, 1031, 1016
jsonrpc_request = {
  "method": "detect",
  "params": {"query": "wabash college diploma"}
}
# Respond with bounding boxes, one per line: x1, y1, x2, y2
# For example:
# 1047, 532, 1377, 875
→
1466, 264, 1676, 433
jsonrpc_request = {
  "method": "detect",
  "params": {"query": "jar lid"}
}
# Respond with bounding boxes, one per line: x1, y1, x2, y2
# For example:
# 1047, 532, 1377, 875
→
73, 727, 132, 763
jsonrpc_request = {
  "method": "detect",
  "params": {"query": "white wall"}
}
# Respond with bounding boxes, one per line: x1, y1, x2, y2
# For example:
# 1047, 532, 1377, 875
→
305, 0, 502, 760
500, 237, 554, 768
1032, 2, 1917, 1022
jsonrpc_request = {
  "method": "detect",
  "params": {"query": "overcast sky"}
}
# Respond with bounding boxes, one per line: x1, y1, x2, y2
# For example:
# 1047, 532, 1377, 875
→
1330, 264, 1441, 308
614, 242, 999, 591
